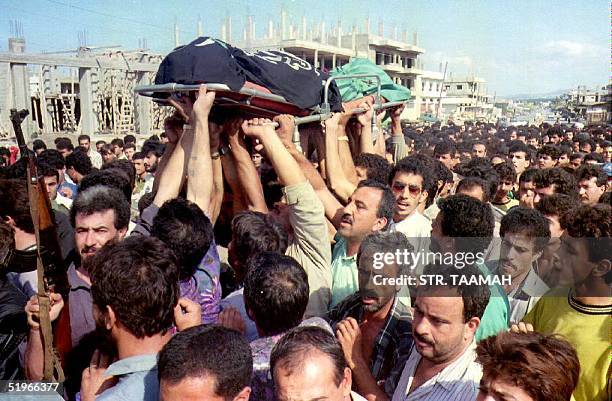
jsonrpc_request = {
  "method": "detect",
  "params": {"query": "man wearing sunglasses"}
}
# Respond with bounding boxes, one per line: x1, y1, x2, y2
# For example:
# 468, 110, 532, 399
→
388, 157, 435, 253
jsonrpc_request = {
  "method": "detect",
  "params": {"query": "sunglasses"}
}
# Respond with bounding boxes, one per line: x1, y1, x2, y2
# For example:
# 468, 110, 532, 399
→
392, 182, 422, 197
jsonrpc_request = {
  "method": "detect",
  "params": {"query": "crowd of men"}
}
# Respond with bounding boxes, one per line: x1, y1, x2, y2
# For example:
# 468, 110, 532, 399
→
0, 85, 610, 401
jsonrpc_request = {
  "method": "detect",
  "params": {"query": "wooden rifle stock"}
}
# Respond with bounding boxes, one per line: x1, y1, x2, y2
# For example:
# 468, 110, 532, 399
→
10, 109, 70, 381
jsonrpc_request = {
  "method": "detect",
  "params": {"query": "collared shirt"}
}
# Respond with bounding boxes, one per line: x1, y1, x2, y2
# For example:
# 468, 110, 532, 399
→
97, 354, 159, 401
489, 262, 549, 323
67, 263, 95, 345
330, 236, 358, 308
475, 263, 510, 341
283, 181, 332, 317
249, 318, 332, 401
390, 342, 482, 401
327, 294, 413, 393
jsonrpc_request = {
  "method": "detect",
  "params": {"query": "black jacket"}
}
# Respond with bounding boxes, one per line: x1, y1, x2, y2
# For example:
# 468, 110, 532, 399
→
0, 275, 28, 380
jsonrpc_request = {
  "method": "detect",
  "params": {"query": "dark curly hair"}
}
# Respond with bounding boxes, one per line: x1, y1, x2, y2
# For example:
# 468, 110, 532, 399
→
88, 236, 179, 338
421, 262, 490, 322
151, 198, 214, 280
354, 153, 391, 184
38, 149, 65, 169
79, 169, 132, 203
535, 194, 579, 218
476, 332, 579, 401
500, 207, 550, 252
0, 179, 34, 233
70, 185, 130, 230
231, 211, 289, 272
494, 161, 516, 183
158, 325, 253, 399
537, 145, 560, 160
575, 164, 607, 187
65, 148, 92, 176
437, 194, 494, 253
534, 168, 578, 198
560, 203, 611, 263
244, 252, 309, 336
101, 159, 136, 190
55, 138, 74, 152
455, 157, 499, 201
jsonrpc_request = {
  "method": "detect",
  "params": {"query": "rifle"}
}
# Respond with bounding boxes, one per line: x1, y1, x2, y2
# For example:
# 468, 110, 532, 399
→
10, 109, 70, 382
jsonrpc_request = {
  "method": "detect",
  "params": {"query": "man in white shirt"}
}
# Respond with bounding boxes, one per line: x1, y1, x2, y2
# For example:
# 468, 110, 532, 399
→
389, 263, 490, 401
78, 134, 103, 169
389, 157, 434, 239
388, 156, 434, 279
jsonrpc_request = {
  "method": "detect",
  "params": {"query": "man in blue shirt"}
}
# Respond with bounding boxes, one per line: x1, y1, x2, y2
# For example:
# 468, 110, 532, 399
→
79, 235, 180, 401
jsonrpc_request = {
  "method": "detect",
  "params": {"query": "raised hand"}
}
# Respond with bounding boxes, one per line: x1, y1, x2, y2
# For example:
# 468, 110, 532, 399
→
335, 317, 364, 369
191, 84, 216, 122
174, 297, 202, 331
273, 114, 296, 147
218, 307, 246, 335
80, 349, 118, 401
241, 118, 275, 140
25, 293, 64, 330
356, 101, 374, 128
510, 321, 534, 334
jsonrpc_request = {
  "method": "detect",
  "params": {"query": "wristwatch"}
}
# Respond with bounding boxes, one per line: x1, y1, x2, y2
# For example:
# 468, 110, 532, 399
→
218, 145, 230, 157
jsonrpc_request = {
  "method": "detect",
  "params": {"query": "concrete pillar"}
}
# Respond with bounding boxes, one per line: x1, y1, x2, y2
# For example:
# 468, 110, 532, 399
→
268, 19, 274, 39
10, 62, 32, 140
320, 21, 326, 44
281, 10, 287, 40
227, 17, 232, 43
314, 49, 319, 68
221, 22, 227, 41
337, 21, 342, 47
197, 17, 203, 37
301, 16, 307, 40
135, 72, 151, 136
378, 20, 384, 37
402, 29, 408, 43
365, 17, 370, 34
78, 68, 97, 135
332, 53, 337, 68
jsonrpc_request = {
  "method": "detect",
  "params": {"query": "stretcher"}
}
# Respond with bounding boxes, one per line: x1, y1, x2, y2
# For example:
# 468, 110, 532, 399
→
134, 75, 406, 147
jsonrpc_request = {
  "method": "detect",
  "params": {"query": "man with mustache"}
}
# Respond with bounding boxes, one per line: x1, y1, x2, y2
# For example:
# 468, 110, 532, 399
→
24, 185, 130, 381
488, 207, 550, 323
327, 231, 413, 401
390, 263, 490, 401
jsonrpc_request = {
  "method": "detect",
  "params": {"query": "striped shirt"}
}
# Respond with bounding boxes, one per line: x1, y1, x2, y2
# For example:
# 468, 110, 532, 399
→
390, 341, 482, 401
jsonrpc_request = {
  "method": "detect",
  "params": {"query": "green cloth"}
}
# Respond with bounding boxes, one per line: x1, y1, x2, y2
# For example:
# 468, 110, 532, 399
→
475, 263, 510, 341
330, 58, 411, 102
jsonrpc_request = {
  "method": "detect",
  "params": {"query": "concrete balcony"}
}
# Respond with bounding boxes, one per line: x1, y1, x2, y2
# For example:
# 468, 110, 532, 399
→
380, 62, 405, 73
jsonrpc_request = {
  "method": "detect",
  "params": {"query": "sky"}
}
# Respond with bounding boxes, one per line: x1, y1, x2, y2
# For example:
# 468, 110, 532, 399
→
1, 0, 609, 96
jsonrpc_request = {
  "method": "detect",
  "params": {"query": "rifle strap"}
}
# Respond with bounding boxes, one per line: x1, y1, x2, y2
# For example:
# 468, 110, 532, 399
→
26, 169, 65, 382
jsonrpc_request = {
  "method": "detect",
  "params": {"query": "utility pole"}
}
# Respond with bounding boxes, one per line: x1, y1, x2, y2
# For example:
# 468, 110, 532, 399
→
435, 61, 448, 120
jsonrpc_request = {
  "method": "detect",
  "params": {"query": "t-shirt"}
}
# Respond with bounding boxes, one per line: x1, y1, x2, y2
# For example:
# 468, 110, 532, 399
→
524, 288, 612, 401
330, 236, 358, 308
491, 198, 519, 213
